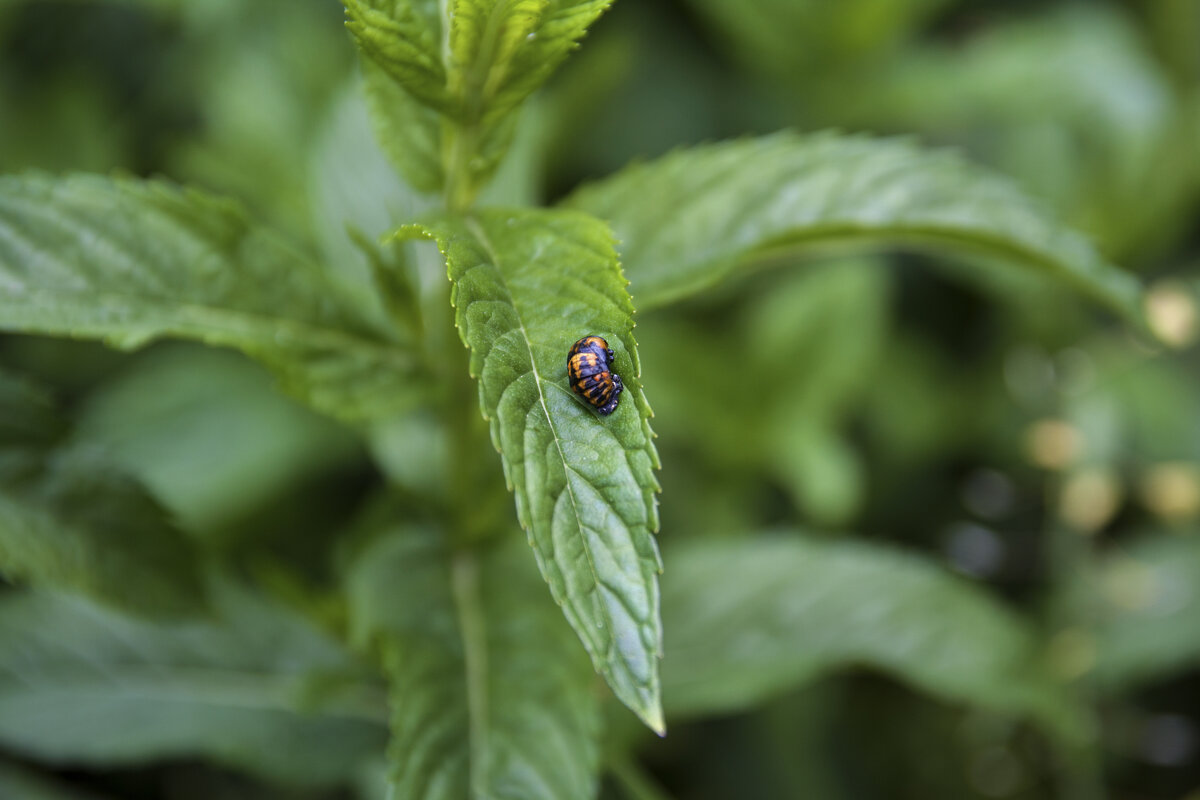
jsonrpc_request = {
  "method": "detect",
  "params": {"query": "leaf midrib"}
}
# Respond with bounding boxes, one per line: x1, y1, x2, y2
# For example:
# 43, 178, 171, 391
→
462, 215, 610, 652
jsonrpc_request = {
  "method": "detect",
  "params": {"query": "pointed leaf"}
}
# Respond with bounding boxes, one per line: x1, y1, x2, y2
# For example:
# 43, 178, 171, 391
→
345, 526, 600, 799
565, 132, 1146, 326
448, 0, 612, 122
661, 535, 1087, 745
0, 582, 385, 784
395, 209, 663, 732
344, 0, 450, 113
361, 60, 447, 194
0, 173, 417, 422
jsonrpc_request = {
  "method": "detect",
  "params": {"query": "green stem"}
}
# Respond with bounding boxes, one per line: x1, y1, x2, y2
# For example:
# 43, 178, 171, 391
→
443, 119, 482, 213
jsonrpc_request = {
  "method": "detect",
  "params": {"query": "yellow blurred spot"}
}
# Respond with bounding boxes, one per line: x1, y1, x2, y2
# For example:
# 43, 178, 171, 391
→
1024, 420, 1081, 470
1102, 556, 1157, 611
1059, 468, 1122, 533
1145, 282, 1198, 348
1140, 462, 1200, 524
1047, 628, 1096, 680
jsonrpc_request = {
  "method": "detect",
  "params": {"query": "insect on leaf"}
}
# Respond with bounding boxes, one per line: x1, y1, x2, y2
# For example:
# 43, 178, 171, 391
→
393, 208, 665, 733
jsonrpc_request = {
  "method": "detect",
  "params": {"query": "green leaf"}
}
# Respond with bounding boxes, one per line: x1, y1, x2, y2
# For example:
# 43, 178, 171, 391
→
310, 76, 431, 298
395, 209, 664, 732
0, 368, 64, 447
348, 0, 610, 200
344, 525, 600, 800
564, 132, 1147, 325
0, 581, 385, 785
362, 59, 447, 194
660, 535, 1086, 744
344, 0, 450, 113
74, 345, 361, 537
0, 173, 417, 422
0, 761, 113, 800
448, 0, 612, 123
1089, 532, 1200, 690
0, 445, 206, 618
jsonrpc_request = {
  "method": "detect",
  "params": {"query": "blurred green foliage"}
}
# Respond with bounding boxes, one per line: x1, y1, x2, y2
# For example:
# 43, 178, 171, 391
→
1, 0, 1199, 798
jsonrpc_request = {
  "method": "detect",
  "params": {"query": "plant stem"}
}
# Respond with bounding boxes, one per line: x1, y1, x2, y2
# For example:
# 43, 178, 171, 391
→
443, 119, 482, 213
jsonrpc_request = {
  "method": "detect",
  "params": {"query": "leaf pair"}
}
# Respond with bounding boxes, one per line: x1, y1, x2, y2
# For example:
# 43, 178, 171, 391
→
346, 0, 611, 197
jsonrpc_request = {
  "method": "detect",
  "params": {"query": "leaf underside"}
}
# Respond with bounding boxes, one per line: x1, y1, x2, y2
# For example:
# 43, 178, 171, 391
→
395, 208, 664, 732
661, 535, 1087, 745
565, 131, 1146, 327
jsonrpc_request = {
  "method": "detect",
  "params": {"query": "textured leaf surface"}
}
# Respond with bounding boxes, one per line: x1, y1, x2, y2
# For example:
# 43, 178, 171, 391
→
344, 0, 449, 112
397, 209, 663, 731
565, 132, 1146, 323
345, 525, 600, 800
0, 173, 415, 422
348, 0, 611, 196
448, 0, 612, 122
661, 536, 1084, 743
0, 583, 385, 784
1089, 532, 1200, 689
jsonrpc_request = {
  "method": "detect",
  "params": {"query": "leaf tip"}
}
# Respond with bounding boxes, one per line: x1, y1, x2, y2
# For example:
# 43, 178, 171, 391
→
643, 706, 667, 737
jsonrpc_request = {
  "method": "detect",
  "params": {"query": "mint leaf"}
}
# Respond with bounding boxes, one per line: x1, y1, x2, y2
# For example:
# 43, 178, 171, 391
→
661, 536, 1086, 745
0, 173, 417, 422
396, 209, 664, 732
0, 422, 206, 617
345, 526, 600, 799
565, 132, 1146, 325
0, 582, 385, 784
347, 0, 611, 200
0, 369, 64, 447
362, 60, 446, 194
74, 346, 360, 537
448, 0, 612, 122
344, 0, 450, 113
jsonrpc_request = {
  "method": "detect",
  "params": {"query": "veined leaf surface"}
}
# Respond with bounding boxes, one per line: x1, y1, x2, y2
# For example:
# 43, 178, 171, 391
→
0, 173, 416, 422
661, 536, 1087, 744
565, 132, 1146, 325
345, 526, 600, 799
396, 209, 664, 732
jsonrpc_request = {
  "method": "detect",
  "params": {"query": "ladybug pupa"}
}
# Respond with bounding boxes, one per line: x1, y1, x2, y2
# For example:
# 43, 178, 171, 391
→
566, 335, 623, 415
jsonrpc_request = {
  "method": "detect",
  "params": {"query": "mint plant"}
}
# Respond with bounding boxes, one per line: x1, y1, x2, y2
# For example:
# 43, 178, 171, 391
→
2, 1, 1193, 798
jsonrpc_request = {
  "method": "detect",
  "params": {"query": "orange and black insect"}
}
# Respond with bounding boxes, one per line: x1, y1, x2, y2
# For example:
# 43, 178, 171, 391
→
567, 335, 623, 416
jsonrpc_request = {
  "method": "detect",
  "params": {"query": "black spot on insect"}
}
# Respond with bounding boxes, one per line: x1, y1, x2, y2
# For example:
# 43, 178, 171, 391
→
567, 335, 624, 415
